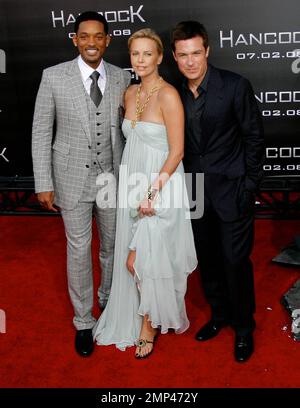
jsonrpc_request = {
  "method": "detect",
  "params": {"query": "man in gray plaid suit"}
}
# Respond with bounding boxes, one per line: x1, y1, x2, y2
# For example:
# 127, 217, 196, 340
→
32, 11, 131, 357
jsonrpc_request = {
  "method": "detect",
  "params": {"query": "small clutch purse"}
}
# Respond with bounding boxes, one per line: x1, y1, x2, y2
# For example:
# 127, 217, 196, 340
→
129, 207, 139, 219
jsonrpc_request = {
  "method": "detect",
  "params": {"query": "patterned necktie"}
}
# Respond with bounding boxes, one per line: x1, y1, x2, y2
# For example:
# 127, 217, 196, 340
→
90, 71, 102, 107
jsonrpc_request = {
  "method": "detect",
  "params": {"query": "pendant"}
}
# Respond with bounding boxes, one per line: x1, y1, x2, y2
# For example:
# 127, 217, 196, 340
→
131, 119, 136, 128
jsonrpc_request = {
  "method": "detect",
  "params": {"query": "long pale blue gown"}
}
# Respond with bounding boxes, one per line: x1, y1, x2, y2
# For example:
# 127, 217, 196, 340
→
93, 119, 197, 350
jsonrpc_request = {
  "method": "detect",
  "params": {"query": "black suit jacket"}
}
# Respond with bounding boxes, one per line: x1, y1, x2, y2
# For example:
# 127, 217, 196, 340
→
182, 65, 264, 222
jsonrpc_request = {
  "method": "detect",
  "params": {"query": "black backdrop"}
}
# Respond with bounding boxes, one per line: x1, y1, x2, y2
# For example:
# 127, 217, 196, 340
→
0, 0, 299, 177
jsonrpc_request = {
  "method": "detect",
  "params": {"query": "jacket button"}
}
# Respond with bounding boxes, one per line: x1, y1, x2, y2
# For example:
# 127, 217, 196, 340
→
88, 145, 91, 149
85, 165, 89, 168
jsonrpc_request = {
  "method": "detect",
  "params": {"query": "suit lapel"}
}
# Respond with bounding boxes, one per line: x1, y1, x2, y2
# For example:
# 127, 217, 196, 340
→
200, 65, 224, 151
66, 58, 91, 144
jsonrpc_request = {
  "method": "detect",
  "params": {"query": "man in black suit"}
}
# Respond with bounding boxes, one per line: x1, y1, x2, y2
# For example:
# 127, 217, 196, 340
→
171, 21, 264, 362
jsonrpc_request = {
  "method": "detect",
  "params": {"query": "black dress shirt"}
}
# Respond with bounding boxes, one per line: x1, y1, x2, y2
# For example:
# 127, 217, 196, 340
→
181, 66, 210, 155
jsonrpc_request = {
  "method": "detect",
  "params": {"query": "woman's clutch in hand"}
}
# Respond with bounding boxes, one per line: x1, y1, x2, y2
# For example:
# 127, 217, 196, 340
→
129, 207, 139, 219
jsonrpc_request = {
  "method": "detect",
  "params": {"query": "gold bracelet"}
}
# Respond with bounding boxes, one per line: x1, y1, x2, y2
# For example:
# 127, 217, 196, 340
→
147, 186, 158, 201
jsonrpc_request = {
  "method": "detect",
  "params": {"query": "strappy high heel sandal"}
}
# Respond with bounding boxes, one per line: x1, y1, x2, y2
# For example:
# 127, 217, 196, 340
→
135, 336, 156, 359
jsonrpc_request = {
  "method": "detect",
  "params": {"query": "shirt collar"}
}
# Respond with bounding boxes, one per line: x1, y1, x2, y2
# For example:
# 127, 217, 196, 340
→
77, 56, 106, 82
200, 65, 210, 92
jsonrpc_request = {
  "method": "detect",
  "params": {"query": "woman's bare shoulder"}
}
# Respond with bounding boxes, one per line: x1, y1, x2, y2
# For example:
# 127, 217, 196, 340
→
158, 81, 181, 103
125, 84, 139, 99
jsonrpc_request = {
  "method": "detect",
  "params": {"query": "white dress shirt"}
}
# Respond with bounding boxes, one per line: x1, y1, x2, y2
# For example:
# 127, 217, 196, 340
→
77, 55, 106, 95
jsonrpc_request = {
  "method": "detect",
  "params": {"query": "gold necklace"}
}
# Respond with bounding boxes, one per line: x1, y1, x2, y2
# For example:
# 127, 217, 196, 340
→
131, 77, 163, 128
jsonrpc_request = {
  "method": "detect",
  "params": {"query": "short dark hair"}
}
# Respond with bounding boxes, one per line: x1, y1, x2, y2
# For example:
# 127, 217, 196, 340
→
74, 11, 109, 34
171, 21, 209, 51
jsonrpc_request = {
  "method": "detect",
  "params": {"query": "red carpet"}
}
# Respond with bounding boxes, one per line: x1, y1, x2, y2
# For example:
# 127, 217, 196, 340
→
0, 216, 300, 388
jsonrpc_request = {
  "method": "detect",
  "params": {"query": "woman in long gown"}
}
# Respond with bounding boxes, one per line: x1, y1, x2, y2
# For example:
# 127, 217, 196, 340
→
93, 28, 197, 358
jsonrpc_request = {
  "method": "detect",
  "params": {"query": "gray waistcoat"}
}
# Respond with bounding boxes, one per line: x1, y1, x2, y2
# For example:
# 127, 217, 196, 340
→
85, 84, 113, 175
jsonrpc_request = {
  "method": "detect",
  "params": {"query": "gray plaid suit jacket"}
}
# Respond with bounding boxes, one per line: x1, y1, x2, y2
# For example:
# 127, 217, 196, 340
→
32, 58, 131, 210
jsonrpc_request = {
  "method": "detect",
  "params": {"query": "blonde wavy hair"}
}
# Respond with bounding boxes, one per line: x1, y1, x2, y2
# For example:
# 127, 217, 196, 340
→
128, 28, 164, 55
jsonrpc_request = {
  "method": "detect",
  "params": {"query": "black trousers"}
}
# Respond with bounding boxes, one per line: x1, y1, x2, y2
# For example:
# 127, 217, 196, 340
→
192, 202, 256, 336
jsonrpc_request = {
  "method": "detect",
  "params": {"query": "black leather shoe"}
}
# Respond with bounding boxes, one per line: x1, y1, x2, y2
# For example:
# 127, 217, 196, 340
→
234, 334, 254, 362
75, 329, 94, 357
195, 320, 228, 341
